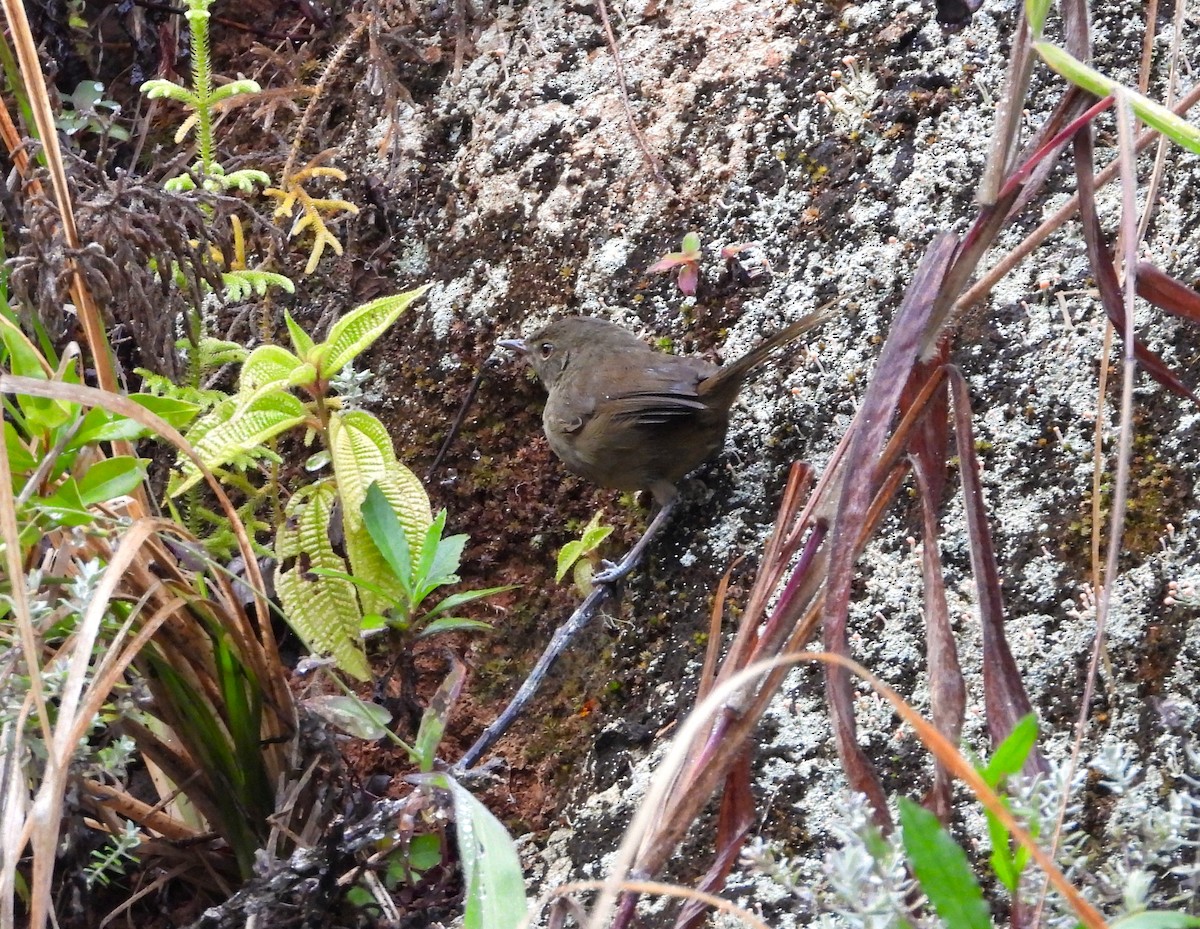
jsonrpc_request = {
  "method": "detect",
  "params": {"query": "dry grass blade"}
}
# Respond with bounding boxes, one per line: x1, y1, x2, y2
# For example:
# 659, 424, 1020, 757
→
958, 82, 1200, 313
0, 0, 120, 402
1035, 90, 1147, 929
0, 373, 299, 921
1073, 114, 1198, 403
581, 652, 1108, 929
1135, 260, 1200, 322
823, 232, 957, 828
536, 878, 770, 929
0, 375, 285, 698
978, 7, 1034, 204
672, 753, 754, 929
911, 451, 965, 821
947, 367, 1044, 771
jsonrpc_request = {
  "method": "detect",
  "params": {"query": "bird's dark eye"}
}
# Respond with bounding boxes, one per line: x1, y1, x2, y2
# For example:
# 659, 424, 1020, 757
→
538, 342, 553, 359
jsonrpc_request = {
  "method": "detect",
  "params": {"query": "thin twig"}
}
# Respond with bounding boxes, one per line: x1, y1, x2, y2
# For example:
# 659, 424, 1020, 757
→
427, 358, 498, 480
594, 0, 669, 189
455, 583, 615, 770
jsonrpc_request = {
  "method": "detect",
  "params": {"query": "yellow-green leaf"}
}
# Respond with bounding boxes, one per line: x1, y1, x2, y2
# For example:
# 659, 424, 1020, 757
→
329, 410, 432, 541
170, 392, 309, 496
275, 482, 370, 680
239, 344, 303, 392
318, 285, 431, 377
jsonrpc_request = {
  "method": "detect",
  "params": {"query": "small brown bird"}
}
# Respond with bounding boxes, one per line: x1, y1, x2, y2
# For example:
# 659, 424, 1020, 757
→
500, 309, 832, 582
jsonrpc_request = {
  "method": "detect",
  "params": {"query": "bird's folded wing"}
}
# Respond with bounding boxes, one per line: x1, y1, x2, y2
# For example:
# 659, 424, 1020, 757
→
603, 390, 708, 425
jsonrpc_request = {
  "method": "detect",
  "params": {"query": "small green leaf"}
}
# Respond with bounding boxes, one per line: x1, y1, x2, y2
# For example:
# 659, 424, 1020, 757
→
35, 479, 93, 526
987, 813, 1020, 892
69, 407, 146, 448
318, 285, 431, 378
430, 774, 528, 929
77, 456, 145, 505
361, 613, 388, 635
418, 617, 493, 638
425, 586, 516, 620
899, 797, 991, 929
415, 510, 450, 590
129, 393, 201, 430
285, 309, 315, 359
425, 531, 467, 588
681, 231, 701, 254
555, 511, 612, 581
304, 694, 392, 740
982, 713, 1039, 787
3, 421, 36, 472
408, 833, 442, 872
556, 540, 584, 582
239, 343, 303, 393
363, 481, 413, 594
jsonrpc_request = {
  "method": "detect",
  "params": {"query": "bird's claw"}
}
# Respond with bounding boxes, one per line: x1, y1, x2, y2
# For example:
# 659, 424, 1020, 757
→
592, 559, 631, 585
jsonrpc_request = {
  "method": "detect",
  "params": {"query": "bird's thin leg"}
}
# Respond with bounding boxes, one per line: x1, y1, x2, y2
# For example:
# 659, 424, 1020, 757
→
592, 497, 678, 585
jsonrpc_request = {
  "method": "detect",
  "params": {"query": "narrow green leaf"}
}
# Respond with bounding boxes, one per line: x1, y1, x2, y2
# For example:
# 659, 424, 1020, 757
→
415, 510, 450, 592
417, 617, 493, 638
68, 406, 146, 447
1034, 43, 1200, 154
362, 481, 413, 593
987, 813, 1020, 892
307, 566, 396, 604
77, 456, 145, 505
426, 530, 467, 589
425, 586, 517, 620
982, 713, 1039, 787
899, 797, 991, 929
318, 285, 431, 378
4, 420, 37, 472
433, 774, 528, 929
284, 309, 315, 359
128, 396, 199, 432
0, 310, 51, 379
1025, 0, 1051, 37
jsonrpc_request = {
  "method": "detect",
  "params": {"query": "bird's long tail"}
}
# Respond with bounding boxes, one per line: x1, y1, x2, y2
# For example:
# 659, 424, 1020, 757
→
701, 299, 841, 399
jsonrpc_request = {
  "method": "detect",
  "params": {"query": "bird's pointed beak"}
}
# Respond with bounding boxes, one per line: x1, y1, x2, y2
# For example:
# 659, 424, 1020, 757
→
498, 338, 529, 356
